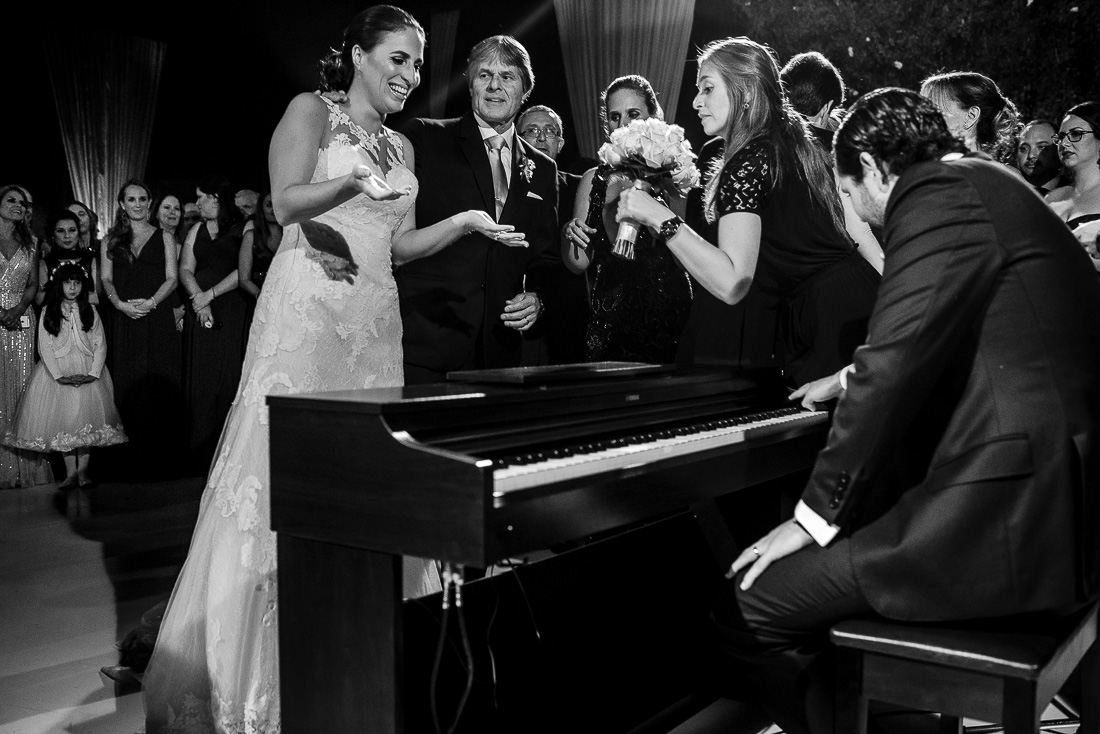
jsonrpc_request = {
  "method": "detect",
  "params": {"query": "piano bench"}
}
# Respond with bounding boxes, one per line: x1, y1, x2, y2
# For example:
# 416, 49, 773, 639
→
830, 601, 1100, 734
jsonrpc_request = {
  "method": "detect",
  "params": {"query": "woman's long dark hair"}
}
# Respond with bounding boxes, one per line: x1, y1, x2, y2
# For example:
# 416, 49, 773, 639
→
253, 193, 279, 252
67, 200, 100, 249
150, 191, 183, 239
196, 175, 240, 234
318, 5, 425, 93
698, 37, 846, 236
0, 185, 34, 251
47, 210, 82, 250
105, 179, 152, 264
43, 262, 94, 336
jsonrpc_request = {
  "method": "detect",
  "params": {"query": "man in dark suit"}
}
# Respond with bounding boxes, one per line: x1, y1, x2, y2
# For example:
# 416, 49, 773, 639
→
714, 88, 1100, 734
516, 103, 586, 365
399, 36, 558, 384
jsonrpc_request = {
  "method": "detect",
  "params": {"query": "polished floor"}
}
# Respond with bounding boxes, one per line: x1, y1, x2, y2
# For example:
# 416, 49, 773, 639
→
0, 478, 203, 734
0, 478, 1073, 734
0, 475, 772, 734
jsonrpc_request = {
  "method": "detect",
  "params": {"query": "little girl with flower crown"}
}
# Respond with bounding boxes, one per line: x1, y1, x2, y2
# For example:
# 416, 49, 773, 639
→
3, 261, 126, 487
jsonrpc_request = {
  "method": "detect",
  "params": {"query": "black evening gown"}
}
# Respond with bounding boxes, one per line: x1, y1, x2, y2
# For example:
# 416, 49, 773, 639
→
713, 140, 880, 386
243, 225, 277, 328
182, 222, 247, 473
584, 168, 693, 364
104, 230, 185, 478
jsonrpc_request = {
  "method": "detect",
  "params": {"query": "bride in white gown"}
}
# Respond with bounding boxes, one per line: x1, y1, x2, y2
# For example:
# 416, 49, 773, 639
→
143, 7, 524, 732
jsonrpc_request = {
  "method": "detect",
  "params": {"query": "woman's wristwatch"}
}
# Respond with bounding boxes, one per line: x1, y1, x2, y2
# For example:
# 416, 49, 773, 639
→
658, 215, 684, 240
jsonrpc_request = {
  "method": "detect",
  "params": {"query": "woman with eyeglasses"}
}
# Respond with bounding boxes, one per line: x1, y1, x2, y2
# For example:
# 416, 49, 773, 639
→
1046, 102, 1100, 272
561, 74, 693, 364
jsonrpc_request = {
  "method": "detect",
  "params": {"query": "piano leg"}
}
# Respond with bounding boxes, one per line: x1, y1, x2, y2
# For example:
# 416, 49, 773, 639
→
277, 534, 404, 734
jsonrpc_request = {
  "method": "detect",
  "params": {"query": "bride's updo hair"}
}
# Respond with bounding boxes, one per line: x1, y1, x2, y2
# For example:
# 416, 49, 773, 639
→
318, 5, 425, 93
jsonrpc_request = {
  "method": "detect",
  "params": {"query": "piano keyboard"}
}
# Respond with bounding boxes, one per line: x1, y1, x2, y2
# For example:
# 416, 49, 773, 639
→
493, 406, 828, 496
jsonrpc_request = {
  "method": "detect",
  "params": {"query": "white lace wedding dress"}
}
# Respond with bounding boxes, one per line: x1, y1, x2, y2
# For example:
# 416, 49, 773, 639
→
144, 97, 439, 734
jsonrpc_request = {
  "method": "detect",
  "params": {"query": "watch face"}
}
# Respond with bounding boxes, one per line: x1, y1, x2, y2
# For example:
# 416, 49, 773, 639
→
660, 216, 683, 239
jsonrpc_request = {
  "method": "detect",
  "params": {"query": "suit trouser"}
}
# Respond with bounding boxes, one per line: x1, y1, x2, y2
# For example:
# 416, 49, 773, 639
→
711, 536, 876, 734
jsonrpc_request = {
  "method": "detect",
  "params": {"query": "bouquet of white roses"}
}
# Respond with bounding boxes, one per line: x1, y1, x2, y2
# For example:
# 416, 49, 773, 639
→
597, 118, 700, 259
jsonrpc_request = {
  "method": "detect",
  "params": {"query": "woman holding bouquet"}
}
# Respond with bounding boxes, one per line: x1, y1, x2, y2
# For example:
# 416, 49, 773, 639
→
616, 38, 879, 387
562, 74, 694, 364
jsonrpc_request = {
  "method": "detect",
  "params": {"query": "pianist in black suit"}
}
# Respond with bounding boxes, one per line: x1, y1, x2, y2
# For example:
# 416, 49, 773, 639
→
399, 36, 559, 383
713, 88, 1100, 734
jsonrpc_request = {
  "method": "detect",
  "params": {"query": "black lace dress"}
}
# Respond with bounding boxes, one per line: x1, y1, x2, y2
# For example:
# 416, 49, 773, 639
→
584, 168, 693, 363
712, 140, 880, 385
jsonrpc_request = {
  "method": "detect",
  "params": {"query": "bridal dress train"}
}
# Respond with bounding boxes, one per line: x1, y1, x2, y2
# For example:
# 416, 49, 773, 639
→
144, 97, 439, 734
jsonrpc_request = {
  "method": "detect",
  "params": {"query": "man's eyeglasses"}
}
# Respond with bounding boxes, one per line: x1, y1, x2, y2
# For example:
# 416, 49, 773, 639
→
520, 126, 561, 141
1052, 129, 1096, 144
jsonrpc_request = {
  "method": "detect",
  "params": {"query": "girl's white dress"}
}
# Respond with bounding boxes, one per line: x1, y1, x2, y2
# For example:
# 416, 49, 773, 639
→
3, 304, 126, 451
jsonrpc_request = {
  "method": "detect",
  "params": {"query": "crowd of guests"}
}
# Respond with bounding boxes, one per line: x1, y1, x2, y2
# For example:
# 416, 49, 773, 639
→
2, 3, 1089, 731
0, 179, 277, 486
1, 48, 1098, 491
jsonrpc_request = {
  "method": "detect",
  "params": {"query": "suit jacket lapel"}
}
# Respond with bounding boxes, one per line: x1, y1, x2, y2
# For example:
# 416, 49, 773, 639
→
457, 113, 498, 217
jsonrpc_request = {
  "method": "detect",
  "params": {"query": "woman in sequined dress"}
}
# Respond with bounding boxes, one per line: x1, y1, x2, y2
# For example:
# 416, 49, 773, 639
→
561, 75, 693, 364
0, 185, 52, 488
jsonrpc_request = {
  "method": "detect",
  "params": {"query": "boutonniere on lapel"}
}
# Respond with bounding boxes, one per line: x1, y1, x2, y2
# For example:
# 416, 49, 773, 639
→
521, 157, 536, 184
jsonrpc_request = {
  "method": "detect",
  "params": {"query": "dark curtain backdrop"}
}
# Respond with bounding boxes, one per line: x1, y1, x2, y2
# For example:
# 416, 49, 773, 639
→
553, 0, 696, 159
44, 31, 166, 240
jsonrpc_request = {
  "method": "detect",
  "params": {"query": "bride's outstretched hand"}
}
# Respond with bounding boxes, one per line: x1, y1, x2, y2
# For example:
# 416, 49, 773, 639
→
463, 210, 528, 248
352, 164, 409, 201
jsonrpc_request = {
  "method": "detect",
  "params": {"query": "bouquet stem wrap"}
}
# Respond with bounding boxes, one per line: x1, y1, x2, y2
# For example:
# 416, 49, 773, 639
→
612, 180, 652, 260
597, 118, 700, 262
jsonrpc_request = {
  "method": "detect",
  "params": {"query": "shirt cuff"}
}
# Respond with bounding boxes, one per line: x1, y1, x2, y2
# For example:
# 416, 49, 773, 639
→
838, 363, 856, 391
795, 500, 840, 546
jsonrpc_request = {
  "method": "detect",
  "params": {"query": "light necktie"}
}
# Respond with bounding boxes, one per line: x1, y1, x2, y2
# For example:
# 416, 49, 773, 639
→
486, 134, 509, 219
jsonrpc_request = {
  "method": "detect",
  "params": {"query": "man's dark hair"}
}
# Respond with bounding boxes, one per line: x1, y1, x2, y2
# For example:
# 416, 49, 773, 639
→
780, 51, 844, 117
834, 88, 964, 182
1023, 118, 1057, 132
